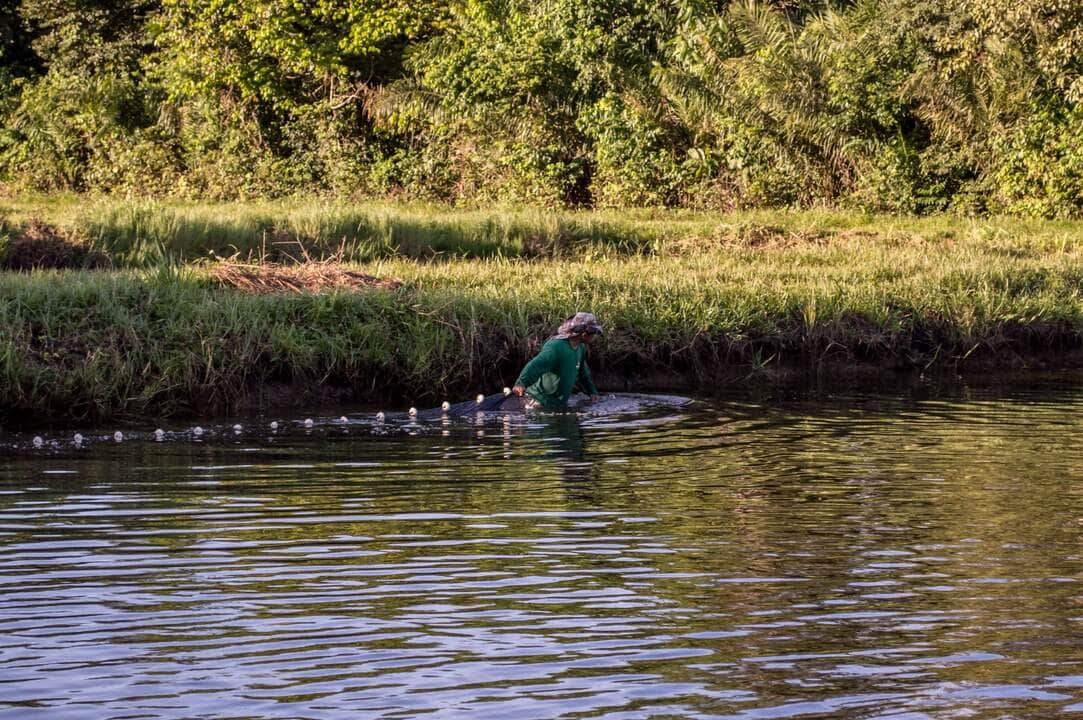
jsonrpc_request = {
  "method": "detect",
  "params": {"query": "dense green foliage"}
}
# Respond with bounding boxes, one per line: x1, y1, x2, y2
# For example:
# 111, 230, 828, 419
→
1, 0, 1080, 216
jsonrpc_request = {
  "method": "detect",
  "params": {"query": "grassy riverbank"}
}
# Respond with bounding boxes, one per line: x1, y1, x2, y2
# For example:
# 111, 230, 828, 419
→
3, 198, 1083, 424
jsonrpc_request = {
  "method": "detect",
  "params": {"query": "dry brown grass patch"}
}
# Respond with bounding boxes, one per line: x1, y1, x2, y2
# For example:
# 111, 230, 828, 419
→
210, 260, 403, 294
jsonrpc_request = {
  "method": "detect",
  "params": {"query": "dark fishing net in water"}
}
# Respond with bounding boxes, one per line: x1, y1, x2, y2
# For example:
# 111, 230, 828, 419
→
415, 393, 529, 420
413, 390, 694, 421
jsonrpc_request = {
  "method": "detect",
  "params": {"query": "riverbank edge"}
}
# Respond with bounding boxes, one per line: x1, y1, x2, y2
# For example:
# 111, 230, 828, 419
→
4, 274, 1083, 429
11, 350, 1083, 433
237, 350, 1083, 414
4, 198, 1083, 426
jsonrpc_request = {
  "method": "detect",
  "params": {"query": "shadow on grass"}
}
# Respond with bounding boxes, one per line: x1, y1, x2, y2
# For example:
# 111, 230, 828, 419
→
77, 204, 658, 267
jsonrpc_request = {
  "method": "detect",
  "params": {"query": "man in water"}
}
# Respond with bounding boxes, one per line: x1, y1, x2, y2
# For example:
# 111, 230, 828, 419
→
510, 312, 603, 410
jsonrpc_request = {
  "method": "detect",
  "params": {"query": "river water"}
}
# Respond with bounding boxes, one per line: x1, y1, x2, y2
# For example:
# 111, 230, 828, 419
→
2, 381, 1083, 719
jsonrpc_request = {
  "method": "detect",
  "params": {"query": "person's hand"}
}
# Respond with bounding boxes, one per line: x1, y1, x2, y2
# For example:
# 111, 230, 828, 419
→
512, 384, 526, 397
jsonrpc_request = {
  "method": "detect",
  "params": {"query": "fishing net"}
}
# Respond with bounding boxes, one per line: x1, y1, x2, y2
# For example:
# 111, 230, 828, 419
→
415, 392, 527, 420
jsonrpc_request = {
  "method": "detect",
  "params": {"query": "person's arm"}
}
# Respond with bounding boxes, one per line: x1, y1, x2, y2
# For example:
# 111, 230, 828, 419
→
514, 343, 557, 392
578, 354, 599, 397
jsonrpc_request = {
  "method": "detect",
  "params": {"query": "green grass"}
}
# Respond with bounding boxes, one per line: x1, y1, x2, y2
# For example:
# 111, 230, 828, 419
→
3, 202, 1083, 423
2, 196, 1083, 423
2, 196, 660, 265
5, 195, 1083, 266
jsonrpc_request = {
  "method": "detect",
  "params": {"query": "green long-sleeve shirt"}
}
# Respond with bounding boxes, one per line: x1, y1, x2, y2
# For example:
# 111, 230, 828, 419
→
515, 337, 599, 409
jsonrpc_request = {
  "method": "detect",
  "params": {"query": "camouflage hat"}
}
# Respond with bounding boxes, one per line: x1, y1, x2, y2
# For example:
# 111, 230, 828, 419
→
554, 312, 604, 339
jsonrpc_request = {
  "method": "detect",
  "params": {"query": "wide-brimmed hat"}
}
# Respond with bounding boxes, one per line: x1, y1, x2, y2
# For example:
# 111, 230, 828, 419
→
553, 312, 604, 339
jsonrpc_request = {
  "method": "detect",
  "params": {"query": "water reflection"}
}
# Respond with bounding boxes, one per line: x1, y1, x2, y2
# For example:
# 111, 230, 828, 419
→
2, 386, 1083, 718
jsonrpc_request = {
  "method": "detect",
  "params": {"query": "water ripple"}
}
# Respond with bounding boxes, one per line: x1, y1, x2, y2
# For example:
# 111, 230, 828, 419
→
2, 386, 1083, 717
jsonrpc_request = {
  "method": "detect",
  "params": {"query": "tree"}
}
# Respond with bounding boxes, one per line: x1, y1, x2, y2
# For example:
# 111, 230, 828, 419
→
18, 0, 159, 74
373, 0, 675, 205
1, 0, 40, 78
156, 0, 448, 109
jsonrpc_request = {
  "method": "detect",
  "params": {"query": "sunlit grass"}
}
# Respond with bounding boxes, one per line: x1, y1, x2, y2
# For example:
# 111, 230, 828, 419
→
3, 215, 1082, 422
4, 195, 1083, 267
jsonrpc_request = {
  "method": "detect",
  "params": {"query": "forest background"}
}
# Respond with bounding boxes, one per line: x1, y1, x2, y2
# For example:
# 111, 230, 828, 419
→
0, 0, 1080, 218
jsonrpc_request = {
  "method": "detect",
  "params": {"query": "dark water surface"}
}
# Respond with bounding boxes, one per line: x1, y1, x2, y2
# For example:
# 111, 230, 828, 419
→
3, 384, 1083, 719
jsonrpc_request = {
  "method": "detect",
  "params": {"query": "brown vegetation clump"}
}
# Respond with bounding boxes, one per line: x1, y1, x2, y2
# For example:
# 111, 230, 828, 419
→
209, 260, 403, 294
1, 218, 109, 270
666, 224, 832, 254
